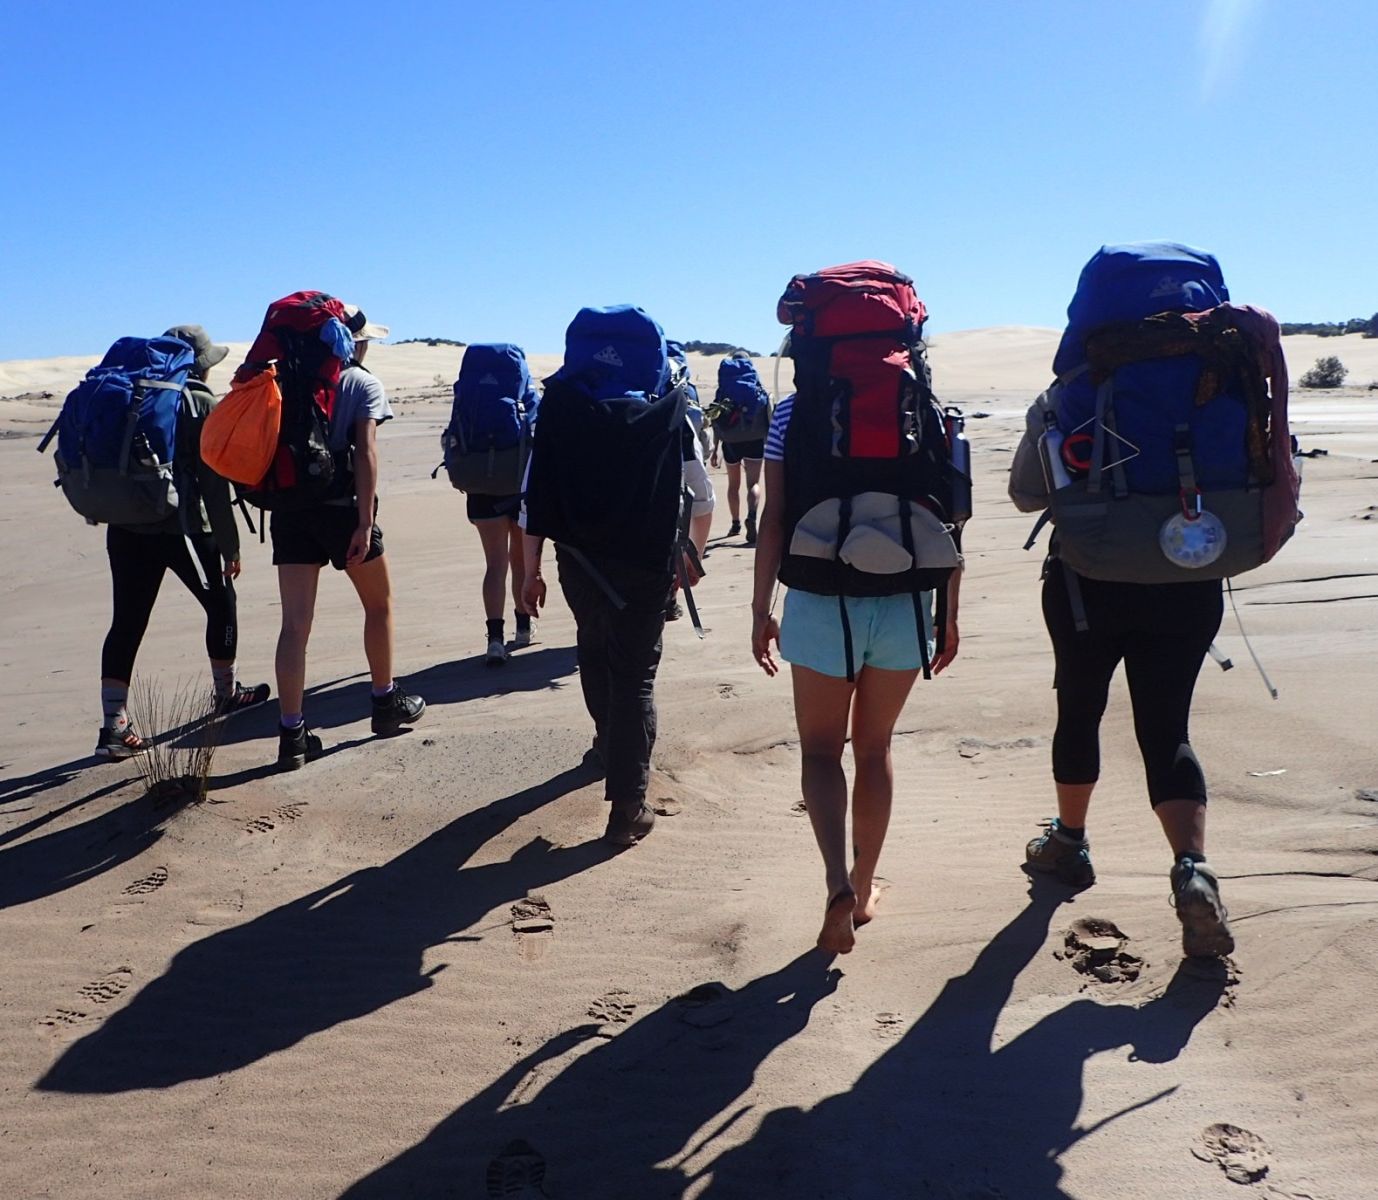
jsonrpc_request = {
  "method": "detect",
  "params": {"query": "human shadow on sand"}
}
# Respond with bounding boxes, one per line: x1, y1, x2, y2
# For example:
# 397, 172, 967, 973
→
209, 644, 580, 747
338, 882, 1225, 1199
0, 777, 193, 911
338, 951, 844, 1199
37, 760, 610, 1094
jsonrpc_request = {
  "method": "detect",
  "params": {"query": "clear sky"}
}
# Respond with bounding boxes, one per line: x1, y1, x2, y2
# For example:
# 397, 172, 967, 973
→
1, 0, 1373, 360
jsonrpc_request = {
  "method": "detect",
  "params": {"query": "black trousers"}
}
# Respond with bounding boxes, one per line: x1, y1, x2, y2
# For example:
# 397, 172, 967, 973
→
1042, 560, 1222, 807
102, 524, 237, 682
556, 548, 671, 816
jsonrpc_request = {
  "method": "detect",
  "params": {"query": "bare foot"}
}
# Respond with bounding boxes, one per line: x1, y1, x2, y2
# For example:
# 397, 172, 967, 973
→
852, 878, 883, 928
818, 888, 857, 954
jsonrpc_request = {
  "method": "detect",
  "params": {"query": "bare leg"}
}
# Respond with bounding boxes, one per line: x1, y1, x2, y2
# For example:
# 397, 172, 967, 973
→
1055, 781, 1094, 830
275, 565, 321, 718
792, 664, 857, 953
473, 518, 512, 621
743, 457, 763, 521
506, 519, 527, 617
1154, 799, 1206, 857
725, 461, 742, 524
345, 554, 394, 689
848, 664, 921, 925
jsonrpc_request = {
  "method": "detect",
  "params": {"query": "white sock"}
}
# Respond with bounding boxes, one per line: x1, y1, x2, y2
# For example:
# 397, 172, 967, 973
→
101, 684, 129, 732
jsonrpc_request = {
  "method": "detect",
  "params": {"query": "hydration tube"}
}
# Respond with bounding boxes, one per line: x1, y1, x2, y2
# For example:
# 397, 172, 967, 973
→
1225, 579, 1279, 700
771, 332, 790, 403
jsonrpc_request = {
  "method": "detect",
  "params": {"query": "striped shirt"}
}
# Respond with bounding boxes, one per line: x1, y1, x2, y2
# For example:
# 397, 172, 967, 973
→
763, 393, 795, 462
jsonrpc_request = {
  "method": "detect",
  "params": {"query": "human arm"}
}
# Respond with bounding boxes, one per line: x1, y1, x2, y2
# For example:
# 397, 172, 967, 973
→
931, 561, 963, 675
521, 534, 548, 614
750, 458, 786, 676
346, 416, 378, 566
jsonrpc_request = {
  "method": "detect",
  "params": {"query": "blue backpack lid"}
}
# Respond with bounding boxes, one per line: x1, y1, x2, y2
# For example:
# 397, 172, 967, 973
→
97, 334, 197, 377
456, 342, 531, 395
1053, 242, 1229, 376
553, 305, 669, 400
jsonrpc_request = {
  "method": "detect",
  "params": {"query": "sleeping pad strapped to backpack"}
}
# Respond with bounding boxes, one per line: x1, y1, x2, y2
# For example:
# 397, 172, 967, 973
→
776, 260, 968, 680
40, 335, 196, 526
230, 291, 352, 511
441, 344, 539, 495
1007, 242, 1299, 584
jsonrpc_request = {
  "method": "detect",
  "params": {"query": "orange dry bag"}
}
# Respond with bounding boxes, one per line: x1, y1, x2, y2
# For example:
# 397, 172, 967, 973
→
201, 366, 282, 485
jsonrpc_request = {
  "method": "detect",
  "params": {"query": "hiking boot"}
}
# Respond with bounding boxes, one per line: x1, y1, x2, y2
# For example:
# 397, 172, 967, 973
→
604, 803, 655, 846
277, 724, 322, 771
744, 515, 757, 545
1171, 857, 1235, 958
514, 622, 537, 649
95, 725, 150, 761
1025, 818, 1096, 888
215, 681, 271, 717
485, 637, 510, 666
371, 687, 425, 735
727, 520, 741, 537
664, 599, 684, 622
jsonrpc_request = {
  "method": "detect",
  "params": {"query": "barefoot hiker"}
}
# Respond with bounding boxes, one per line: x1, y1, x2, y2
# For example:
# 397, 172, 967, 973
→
39, 324, 270, 759
216, 294, 423, 769
522, 306, 702, 845
1009, 243, 1300, 957
752, 263, 968, 953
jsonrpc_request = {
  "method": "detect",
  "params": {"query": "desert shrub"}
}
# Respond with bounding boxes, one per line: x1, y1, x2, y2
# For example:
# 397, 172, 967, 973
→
1298, 356, 1349, 389
130, 677, 223, 803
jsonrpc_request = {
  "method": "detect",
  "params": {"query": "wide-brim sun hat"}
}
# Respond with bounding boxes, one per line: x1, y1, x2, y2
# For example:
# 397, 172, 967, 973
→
343, 303, 390, 342
163, 324, 230, 374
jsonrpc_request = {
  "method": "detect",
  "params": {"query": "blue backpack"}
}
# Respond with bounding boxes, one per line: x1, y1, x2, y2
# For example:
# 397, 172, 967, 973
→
556, 304, 670, 400
713, 356, 770, 443
39, 335, 195, 526
441, 343, 538, 494
1017, 242, 1295, 585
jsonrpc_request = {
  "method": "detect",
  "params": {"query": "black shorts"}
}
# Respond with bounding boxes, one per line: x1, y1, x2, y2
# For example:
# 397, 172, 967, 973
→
721, 439, 765, 465
466, 493, 521, 522
271, 502, 384, 571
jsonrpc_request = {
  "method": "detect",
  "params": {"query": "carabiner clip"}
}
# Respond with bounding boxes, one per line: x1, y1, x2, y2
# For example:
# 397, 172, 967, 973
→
1179, 487, 1203, 520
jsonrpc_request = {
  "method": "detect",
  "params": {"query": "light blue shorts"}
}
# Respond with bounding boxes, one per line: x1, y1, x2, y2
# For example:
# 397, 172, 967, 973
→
778, 589, 935, 678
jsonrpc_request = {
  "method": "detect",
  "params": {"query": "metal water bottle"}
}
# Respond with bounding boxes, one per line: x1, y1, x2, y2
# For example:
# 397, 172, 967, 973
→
944, 407, 972, 523
1041, 424, 1074, 490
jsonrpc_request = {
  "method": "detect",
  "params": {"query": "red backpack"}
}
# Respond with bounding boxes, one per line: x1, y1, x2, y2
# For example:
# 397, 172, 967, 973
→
775, 262, 968, 679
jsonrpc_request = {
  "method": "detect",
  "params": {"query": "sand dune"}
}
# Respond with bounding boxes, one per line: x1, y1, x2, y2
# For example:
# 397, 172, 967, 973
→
1, 329, 1375, 1199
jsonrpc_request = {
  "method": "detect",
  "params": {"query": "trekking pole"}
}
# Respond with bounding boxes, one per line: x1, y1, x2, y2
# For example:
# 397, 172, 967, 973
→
1225, 579, 1278, 700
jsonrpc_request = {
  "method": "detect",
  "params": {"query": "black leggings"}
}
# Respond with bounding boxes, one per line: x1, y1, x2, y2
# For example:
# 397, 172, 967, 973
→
1042, 561, 1222, 807
102, 525, 237, 682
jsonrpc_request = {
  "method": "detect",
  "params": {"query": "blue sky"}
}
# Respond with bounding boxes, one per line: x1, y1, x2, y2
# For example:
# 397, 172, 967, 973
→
1, 0, 1374, 359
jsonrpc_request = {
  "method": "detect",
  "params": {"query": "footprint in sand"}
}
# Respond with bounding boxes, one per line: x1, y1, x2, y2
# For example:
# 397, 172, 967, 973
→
1058, 917, 1144, 984
511, 895, 554, 962
717, 683, 738, 700
676, 982, 735, 1029
588, 989, 637, 1036
873, 1012, 904, 1040
1192, 1123, 1272, 1184
650, 797, 681, 817
485, 1139, 547, 1198
244, 802, 307, 834
38, 968, 132, 1040
121, 865, 169, 896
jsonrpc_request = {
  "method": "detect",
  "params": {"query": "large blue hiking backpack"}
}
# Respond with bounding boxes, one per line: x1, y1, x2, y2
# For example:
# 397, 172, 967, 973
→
440, 344, 538, 495
712, 356, 770, 443
1011, 242, 1299, 584
38, 335, 195, 526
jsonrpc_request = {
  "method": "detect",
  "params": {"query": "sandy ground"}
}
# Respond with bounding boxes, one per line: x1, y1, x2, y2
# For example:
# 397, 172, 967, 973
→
1, 331, 1376, 1199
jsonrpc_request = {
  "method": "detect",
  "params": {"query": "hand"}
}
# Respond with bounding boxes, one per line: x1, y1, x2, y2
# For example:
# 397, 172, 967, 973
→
710, 450, 720, 468
931, 615, 960, 675
752, 611, 781, 677
345, 524, 372, 567
522, 573, 547, 615
223, 556, 242, 580
678, 548, 704, 588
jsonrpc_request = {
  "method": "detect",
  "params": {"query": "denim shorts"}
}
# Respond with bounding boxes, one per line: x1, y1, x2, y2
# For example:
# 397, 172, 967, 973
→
778, 588, 934, 678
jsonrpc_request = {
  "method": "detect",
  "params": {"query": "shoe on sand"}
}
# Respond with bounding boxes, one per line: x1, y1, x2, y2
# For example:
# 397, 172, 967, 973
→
604, 803, 655, 846
95, 725, 150, 761
485, 637, 510, 666
1171, 857, 1235, 958
216, 681, 271, 717
744, 515, 757, 545
514, 622, 537, 649
1025, 818, 1096, 888
277, 724, 322, 771
371, 688, 425, 735
727, 520, 741, 537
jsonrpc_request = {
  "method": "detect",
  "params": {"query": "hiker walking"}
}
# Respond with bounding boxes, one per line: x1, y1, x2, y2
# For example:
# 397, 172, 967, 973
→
751, 263, 968, 954
439, 344, 540, 664
40, 325, 271, 759
667, 339, 715, 620
522, 306, 702, 845
708, 352, 770, 544
213, 294, 423, 769
1009, 242, 1299, 958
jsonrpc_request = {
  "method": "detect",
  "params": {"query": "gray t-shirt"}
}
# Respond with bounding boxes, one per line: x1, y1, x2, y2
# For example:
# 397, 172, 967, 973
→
331, 364, 393, 452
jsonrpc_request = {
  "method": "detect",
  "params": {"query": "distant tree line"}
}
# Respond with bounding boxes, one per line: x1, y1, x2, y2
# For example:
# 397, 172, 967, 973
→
1280, 315, 1377, 338
681, 340, 763, 357
395, 337, 467, 347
